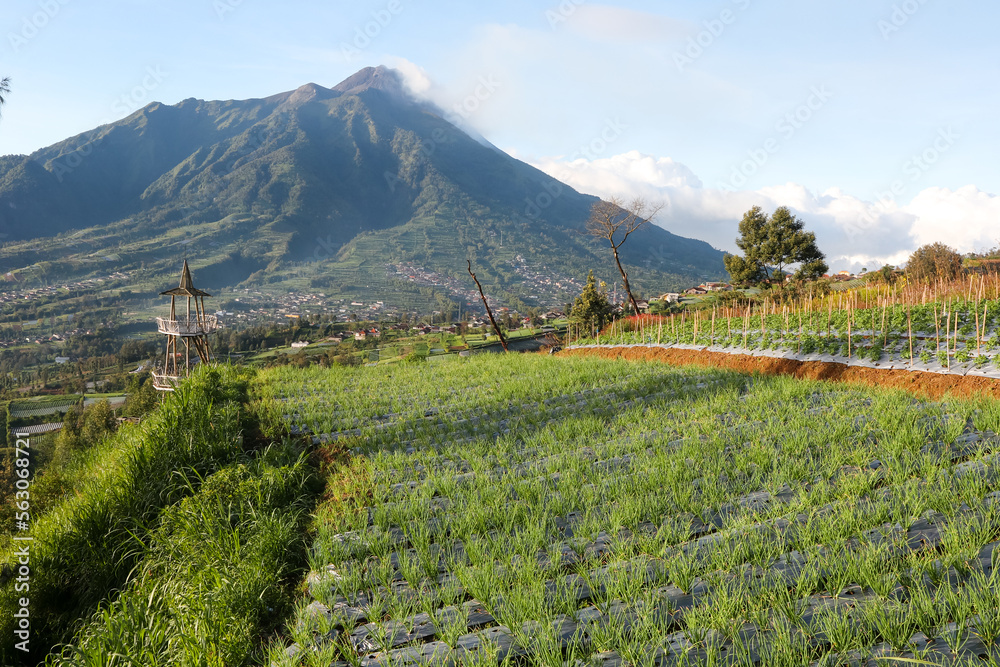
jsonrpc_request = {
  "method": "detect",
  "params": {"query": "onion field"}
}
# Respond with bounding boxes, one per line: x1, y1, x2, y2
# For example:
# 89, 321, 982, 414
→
263, 355, 1000, 667
577, 297, 1000, 377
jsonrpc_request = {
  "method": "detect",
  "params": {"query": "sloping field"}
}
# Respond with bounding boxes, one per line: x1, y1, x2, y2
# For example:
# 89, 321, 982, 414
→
263, 355, 1000, 667
0, 367, 321, 666
563, 346, 1000, 402
584, 294, 1000, 377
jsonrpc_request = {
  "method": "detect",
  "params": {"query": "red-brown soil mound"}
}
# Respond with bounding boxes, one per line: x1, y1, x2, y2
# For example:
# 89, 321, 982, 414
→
560, 346, 1000, 401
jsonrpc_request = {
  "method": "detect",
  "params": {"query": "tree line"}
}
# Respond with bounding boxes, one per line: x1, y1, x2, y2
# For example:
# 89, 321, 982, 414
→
563, 194, 987, 335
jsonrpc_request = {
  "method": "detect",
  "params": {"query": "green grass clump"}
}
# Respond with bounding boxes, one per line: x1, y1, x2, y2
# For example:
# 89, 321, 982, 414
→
52, 441, 320, 666
0, 365, 265, 665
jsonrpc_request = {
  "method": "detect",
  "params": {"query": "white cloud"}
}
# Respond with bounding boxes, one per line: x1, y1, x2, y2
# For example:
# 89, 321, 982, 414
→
532, 150, 701, 194
565, 5, 690, 42
905, 185, 1000, 253
384, 56, 433, 97
527, 150, 997, 272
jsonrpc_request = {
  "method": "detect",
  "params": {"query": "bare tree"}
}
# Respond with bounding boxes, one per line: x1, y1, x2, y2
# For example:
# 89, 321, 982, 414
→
586, 196, 664, 314
467, 260, 507, 352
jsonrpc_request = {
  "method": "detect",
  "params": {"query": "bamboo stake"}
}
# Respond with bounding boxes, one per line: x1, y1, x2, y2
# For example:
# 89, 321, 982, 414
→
982, 301, 989, 355
944, 306, 953, 359
946, 309, 951, 369
976, 301, 981, 355
882, 298, 888, 347
798, 309, 803, 354
935, 303, 940, 353
954, 311, 959, 365
908, 305, 913, 367
743, 305, 749, 348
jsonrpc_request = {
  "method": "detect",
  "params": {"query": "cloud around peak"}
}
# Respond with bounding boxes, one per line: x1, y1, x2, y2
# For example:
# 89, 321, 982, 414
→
526, 149, 998, 272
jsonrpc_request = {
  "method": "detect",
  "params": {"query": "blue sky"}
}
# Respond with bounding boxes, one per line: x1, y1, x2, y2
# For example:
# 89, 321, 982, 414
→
2, 0, 998, 269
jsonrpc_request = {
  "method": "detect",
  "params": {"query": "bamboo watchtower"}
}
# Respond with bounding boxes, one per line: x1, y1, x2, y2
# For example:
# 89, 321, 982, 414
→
152, 260, 218, 391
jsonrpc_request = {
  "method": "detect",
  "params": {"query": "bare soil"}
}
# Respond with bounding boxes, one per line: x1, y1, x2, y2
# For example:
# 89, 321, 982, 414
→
560, 346, 1000, 401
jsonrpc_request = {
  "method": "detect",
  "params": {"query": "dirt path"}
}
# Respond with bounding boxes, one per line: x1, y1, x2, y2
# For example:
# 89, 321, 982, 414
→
560, 346, 1000, 401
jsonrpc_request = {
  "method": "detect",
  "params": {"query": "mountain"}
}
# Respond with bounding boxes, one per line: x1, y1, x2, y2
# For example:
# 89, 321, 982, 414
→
0, 66, 725, 312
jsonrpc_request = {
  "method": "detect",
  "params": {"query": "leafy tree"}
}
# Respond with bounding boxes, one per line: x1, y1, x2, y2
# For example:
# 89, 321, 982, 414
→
906, 242, 964, 283
123, 373, 160, 418
724, 206, 828, 287
81, 400, 117, 446
0, 77, 9, 118
874, 264, 899, 285
649, 299, 684, 316
63, 404, 83, 436
586, 197, 664, 314
569, 271, 612, 330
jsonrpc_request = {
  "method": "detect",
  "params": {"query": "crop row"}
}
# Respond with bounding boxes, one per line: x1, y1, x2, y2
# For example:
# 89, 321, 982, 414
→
314, 409, 981, 577
264, 355, 1000, 666
363, 388, 887, 492
264, 358, 720, 445
585, 298, 1000, 370
306, 424, 999, 622
298, 376, 727, 452
309, 428, 997, 609
292, 486, 1000, 667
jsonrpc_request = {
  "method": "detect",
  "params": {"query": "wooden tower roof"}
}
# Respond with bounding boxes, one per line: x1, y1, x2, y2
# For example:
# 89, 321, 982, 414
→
160, 260, 211, 297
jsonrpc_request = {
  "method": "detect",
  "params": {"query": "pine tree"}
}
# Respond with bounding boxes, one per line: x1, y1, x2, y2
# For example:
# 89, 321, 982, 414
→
724, 206, 828, 287
570, 271, 612, 330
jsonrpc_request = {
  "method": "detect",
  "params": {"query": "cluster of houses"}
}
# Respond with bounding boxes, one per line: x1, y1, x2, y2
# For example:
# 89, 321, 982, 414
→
389, 258, 586, 310
0, 328, 99, 350
826, 270, 862, 281
0, 271, 132, 302
288, 312, 570, 349
650, 281, 732, 306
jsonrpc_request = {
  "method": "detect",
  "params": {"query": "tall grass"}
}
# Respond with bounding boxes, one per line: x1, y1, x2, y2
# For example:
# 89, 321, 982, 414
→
52, 441, 321, 666
0, 365, 266, 665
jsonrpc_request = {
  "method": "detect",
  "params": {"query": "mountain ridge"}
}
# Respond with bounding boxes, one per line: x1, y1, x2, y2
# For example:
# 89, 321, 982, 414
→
0, 66, 726, 311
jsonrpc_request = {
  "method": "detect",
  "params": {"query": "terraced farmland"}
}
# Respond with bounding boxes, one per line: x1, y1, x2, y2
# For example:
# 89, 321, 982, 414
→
580, 296, 1000, 377
263, 355, 1000, 667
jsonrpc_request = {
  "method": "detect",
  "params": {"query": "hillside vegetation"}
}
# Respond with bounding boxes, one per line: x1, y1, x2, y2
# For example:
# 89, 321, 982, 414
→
0, 366, 321, 665
0, 67, 725, 310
